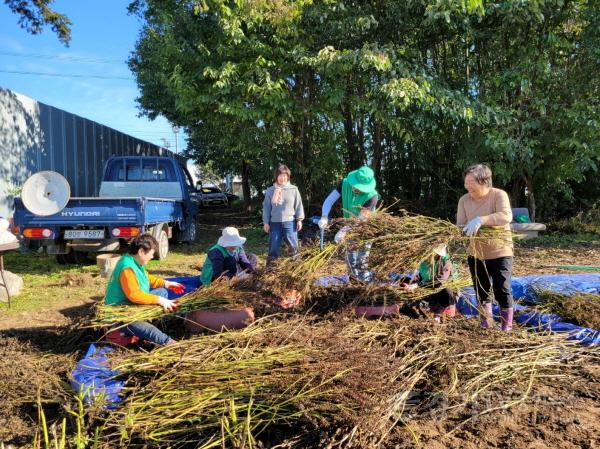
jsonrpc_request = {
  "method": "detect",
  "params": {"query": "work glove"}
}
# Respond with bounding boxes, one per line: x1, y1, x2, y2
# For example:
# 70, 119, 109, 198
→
463, 216, 483, 237
334, 225, 351, 244
165, 281, 185, 295
318, 217, 328, 229
157, 297, 179, 313
236, 272, 252, 280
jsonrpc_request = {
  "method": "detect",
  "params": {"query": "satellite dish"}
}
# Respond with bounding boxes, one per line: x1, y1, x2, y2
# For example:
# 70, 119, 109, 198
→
21, 171, 71, 216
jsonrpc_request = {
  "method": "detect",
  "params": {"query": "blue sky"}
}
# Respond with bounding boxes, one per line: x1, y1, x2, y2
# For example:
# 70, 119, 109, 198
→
0, 1, 185, 152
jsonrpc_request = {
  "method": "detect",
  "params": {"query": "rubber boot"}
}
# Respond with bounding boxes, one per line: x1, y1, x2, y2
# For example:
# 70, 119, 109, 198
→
430, 305, 442, 323
480, 302, 494, 329
442, 305, 456, 317
500, 307, 514, 331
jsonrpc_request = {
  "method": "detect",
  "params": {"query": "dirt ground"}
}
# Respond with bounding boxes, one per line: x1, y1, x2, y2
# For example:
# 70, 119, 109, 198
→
0, 210, 599, 448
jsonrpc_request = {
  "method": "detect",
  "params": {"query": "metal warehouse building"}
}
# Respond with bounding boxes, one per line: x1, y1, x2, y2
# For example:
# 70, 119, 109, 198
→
0, 87, 179, 218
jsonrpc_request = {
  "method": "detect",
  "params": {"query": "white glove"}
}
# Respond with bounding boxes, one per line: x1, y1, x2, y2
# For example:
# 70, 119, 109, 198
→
334, 225, 351, 244
318, 217, 328, 229
463, 216, 483, 237
236, 272, 252, 280
157, 297, 178, 313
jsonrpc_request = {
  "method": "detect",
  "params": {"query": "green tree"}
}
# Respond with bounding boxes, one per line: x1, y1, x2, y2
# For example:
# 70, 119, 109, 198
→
4, 0, 71, 45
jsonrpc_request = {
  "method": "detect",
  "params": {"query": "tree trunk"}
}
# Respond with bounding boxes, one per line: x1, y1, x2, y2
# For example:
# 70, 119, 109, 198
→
241, 160, 252, 213
371, 116, 383, 188
522, 173, 536, 222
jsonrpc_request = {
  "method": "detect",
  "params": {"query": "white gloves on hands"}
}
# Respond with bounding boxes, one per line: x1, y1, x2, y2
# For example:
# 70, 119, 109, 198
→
318, 217, 328, 229
334, 225, 351, 244
157, 296, 179, 313
463, 216, 483, 237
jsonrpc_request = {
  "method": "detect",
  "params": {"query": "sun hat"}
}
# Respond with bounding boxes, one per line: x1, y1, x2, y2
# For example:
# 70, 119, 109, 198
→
218, 227, 247, 247
433, 245, 448, 257
345, 166, 376, 195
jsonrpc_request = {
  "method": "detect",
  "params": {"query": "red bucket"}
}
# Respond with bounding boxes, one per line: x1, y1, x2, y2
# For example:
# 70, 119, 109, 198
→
105, 329, 140, 347
354, 304, 400, 319
185, 308, 255, 333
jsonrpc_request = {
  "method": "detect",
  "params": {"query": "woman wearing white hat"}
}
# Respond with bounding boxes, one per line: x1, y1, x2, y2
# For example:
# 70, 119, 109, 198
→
200, 227, 257, 286
401, 245, 457, 323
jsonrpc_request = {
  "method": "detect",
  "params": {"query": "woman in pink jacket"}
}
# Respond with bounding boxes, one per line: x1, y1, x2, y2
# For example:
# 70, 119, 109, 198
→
457, 164, 514, 331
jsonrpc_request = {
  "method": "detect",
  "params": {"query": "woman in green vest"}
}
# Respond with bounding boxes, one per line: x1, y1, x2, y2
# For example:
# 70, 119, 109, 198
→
105, 234, 184, 346
200, 227, 257, 286
318, 166, 379, 282
401, 245, 458, 323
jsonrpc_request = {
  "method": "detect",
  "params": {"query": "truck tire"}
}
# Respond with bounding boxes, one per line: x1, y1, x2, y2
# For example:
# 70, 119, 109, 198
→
152, 224, 169, 260
185, 221, 198, 242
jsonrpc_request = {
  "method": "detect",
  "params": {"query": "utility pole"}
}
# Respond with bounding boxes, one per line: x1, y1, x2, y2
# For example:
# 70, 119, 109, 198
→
172, 125, 180, 154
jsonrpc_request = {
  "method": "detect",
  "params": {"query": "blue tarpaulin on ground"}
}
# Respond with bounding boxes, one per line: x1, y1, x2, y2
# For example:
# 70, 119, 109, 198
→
455, 274, 600, 346
70, 344, 124, 408
165, 275, 202, 299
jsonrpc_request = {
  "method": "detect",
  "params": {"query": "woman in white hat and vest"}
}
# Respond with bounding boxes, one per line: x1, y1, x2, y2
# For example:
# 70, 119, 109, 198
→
200, 227, 257, 286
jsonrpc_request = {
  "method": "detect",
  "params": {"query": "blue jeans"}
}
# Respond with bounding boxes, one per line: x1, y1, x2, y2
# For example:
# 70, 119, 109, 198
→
121, 288, 174, 346
345, 243, 373, 282
268, 221, 299, 261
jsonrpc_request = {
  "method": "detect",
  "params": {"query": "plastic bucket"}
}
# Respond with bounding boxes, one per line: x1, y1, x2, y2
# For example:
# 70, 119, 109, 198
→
185, 308, 255, 333
354, 304, 400, 319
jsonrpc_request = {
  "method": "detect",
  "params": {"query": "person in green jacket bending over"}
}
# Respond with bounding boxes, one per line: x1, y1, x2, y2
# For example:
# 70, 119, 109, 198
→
318, 166, 379, 282
105, 234, 184, 346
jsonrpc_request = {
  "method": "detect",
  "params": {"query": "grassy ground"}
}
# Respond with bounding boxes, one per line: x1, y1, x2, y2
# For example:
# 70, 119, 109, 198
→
0, 208, 268, 328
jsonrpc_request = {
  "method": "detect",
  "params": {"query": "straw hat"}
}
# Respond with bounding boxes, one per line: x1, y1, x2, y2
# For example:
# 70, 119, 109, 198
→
218, 227, 246, 247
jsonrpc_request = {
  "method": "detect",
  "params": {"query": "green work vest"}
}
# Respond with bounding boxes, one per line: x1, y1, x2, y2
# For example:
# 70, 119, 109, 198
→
105, 254, 150, 305
341, 178, 378, 218
418, 255, 455, 284
200, 244, 230, 286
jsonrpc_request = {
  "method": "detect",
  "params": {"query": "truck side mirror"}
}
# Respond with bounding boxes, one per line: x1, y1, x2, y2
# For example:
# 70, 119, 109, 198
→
196, 182, 203, 191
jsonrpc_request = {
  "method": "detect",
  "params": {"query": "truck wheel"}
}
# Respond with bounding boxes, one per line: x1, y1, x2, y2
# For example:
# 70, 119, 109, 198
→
56, 254, 68, 265
152, 227, 169, 260
186, 221, 198, 242
63, 250, 89, 265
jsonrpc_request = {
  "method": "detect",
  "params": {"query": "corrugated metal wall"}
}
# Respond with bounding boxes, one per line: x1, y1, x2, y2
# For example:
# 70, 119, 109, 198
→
0, 87, 180, 218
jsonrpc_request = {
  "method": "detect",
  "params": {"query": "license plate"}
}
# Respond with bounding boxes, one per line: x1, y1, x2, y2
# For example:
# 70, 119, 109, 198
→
64, 230, 104, 239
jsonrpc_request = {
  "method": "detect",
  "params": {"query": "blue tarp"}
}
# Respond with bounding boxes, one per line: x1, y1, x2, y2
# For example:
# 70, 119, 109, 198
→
457, 274, 600, 346
511, 273, 600, 302
70, 344, 124, 408
164, 275, 202, 300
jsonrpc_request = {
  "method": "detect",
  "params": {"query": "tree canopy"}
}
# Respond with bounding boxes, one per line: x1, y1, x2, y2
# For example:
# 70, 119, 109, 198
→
129, 0, 600, 219
5, 0, 71, 45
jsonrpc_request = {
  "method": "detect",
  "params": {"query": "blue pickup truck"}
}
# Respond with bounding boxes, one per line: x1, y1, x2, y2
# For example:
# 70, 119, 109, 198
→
13, 156, 200, 263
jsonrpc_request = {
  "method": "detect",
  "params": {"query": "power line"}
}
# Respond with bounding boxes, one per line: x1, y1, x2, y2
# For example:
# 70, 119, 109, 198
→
0, 69, 131, 80
0, 51, 123, 64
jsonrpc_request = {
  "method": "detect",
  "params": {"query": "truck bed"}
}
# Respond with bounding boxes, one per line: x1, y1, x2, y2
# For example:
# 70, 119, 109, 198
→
14, 197, 184, 227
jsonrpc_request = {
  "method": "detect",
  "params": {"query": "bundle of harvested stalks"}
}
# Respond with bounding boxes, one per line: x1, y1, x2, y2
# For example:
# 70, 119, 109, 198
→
532, 289, 600, 329
92, 279, 254, 327
102, 317, 404, 448
258, 243, 340, 300
96, 315, 599, 449
342, 211, 512, 278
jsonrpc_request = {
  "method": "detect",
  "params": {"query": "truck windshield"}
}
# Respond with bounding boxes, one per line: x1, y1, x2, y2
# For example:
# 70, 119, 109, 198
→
104, 158, 177, 182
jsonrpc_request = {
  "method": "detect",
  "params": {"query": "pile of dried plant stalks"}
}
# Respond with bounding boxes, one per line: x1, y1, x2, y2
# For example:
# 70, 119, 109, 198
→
92, 316, 598, 449
532, 289, 600, 329
92, 280, 258, 328
258, 210, 509, 307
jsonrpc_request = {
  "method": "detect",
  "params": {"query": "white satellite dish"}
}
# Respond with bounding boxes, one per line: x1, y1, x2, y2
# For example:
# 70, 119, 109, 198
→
21, 171, 71, 216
